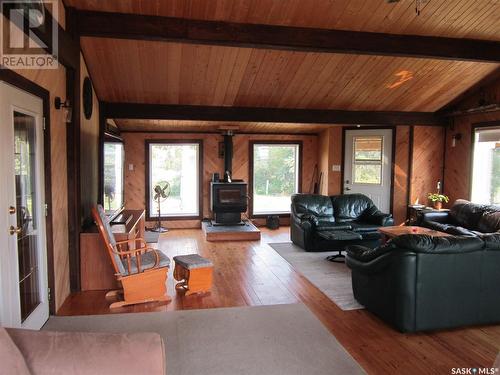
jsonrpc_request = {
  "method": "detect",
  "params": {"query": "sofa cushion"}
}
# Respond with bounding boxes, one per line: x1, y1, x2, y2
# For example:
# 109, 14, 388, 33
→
7, 329, 165, 375
423, 220, 475, 236
291, 194, 335, 224
477, 209, 500, 233
480, 233, 500, 250
330, 194, 375, 223
391, 234, 484, 254
316, 223, 352, 231
350, 222, 380, 233
0, 328, 30, 375
450, 199, 488, 231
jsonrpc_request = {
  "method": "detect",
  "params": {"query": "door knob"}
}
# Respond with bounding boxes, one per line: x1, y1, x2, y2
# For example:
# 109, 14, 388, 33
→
8, 206, 16, 214
9, 226, 21, 235
345, 187, 351, 191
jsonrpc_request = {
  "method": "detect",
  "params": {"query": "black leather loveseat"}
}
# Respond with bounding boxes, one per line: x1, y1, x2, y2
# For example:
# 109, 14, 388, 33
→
420, 199, 500, 236
290, 194, 393, 252
346, 234, 500, 332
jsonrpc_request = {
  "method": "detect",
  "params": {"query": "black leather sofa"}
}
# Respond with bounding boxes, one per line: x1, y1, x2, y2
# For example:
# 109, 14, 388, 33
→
420, 199, 500, 236
290, 193, 394, 252
346, 234, 500, 332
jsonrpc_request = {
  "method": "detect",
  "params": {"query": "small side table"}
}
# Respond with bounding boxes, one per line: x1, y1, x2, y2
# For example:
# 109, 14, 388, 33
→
407, 205, 450, 226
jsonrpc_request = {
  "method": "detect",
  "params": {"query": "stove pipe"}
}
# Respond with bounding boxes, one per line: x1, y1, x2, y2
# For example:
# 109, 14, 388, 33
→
223, 131, 233, 179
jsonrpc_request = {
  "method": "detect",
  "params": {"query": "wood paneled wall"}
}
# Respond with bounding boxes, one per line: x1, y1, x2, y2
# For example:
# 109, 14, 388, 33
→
317, 128, 342, 196
79, 55, 100, 227
8, 1, 71, 311
410, 126, 446, 205
121, 132, 318, 228
392, 126, 411, 225
443, 77, 500, 203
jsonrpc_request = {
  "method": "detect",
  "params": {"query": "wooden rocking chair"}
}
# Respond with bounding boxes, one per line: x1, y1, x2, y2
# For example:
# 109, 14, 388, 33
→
92, 205, 171, 309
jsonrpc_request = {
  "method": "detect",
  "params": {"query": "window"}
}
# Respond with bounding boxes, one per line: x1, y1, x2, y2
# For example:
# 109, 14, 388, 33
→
147, 141, 201, 218
251, 142, 301, 215
102, 142, 124, 214
352, 136, 383, 185
471, 127, 500, 205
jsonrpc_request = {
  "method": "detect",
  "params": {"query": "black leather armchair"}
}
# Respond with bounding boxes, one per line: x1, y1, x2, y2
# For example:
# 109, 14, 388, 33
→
291, 193, 394, 252
420, 199, 500, 236
346, 234, 500, 332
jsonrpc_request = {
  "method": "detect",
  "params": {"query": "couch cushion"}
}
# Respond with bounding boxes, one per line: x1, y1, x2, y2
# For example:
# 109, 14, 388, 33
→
291, 194, 335, 224
7, 329, 165, 375
391, 234, 484, 254
477, 209, 500, 233
449, 199, 488, 231
0, 328, 30, 375
316, 223, 352, 231
480, 233, 500, 250
350, 222, 380, 233
317, 230, 362, 241
330, 194, 375, 223
422, 220, 475, 236
121, 250, 171, 276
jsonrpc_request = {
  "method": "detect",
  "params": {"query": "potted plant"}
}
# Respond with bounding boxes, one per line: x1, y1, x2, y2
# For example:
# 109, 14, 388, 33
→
427, 193, 449, 210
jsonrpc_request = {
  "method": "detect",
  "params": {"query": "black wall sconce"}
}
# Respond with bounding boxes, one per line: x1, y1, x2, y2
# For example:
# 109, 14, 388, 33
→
451, 133, 462, 148
54, 97, 72, 123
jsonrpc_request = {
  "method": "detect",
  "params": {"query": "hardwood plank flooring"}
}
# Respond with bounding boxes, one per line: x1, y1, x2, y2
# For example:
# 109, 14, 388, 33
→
58, 227, 500, 374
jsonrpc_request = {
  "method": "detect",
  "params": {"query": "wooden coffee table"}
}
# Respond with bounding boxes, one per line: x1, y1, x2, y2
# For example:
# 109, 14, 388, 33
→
378, 226, 451, 243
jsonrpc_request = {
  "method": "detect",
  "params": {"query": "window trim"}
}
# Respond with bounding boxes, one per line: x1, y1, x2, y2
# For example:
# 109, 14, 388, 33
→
470, 123, 500, 204
145, 139, 203, 221
249, 140, 303, 218
102, 140, 125, 215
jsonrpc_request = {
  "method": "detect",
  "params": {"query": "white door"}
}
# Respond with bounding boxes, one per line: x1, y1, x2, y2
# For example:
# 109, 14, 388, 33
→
343, 129, 393, 213
0, 82, 49, 330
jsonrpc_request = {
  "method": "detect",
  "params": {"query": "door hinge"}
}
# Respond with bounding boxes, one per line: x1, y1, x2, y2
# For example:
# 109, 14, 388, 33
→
44, 203, 48, 217
43, 117, 46, 131
48, 287, 51, 302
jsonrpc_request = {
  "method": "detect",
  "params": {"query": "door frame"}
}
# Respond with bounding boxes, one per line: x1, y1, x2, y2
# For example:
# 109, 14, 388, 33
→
0, 69, 56, 315
341, 126, 396, 214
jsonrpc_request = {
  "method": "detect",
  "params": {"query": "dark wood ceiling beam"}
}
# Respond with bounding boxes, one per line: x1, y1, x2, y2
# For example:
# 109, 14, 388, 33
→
75, 10, 500, 63
103, 102, 444, 126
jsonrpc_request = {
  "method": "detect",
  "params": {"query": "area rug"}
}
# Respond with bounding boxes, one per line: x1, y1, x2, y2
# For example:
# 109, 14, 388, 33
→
269, 242, 364, 311
144, 230, 160, 243
44, 304, 364, 375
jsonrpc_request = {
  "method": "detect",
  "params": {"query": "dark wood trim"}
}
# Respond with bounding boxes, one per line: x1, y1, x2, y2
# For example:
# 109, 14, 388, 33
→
248, 140, 303, 218
468, 120, 500, 200
144, 139, 204, 221
0, 69, 56, 315
76, 10, 500, 63
340, 126, 396, 215
103, 102, 444, 126
1, 3, 79, 69
120, 130, 319, 136
65, 7, 81, 292
97, 102, 106, 205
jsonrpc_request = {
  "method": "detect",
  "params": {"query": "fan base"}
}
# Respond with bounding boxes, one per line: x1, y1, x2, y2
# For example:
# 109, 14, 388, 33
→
151, 226, 168, 233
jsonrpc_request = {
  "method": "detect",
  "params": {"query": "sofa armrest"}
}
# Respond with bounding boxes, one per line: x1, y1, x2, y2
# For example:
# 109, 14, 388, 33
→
345, 248, 394, 274
420, 211, 450, 224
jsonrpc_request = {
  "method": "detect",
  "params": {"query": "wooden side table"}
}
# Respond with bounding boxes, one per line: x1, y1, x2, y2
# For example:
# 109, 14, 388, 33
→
378, 226, 451, 243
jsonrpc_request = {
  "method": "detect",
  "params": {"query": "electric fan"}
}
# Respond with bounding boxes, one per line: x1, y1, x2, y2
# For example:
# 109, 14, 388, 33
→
152, 181, 170, 233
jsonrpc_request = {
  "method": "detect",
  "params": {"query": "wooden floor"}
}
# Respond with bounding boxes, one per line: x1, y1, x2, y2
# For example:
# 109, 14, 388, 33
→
58, 227, 500, 374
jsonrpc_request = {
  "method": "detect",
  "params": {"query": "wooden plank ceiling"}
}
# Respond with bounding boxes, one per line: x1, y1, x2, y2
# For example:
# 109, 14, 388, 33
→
81, 37, 498, 112
67, 0, 500, 132
66, 0, 500, 41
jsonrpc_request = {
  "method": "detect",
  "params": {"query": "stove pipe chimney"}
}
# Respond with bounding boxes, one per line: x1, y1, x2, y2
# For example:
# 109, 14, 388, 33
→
223, 131, 233, 180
